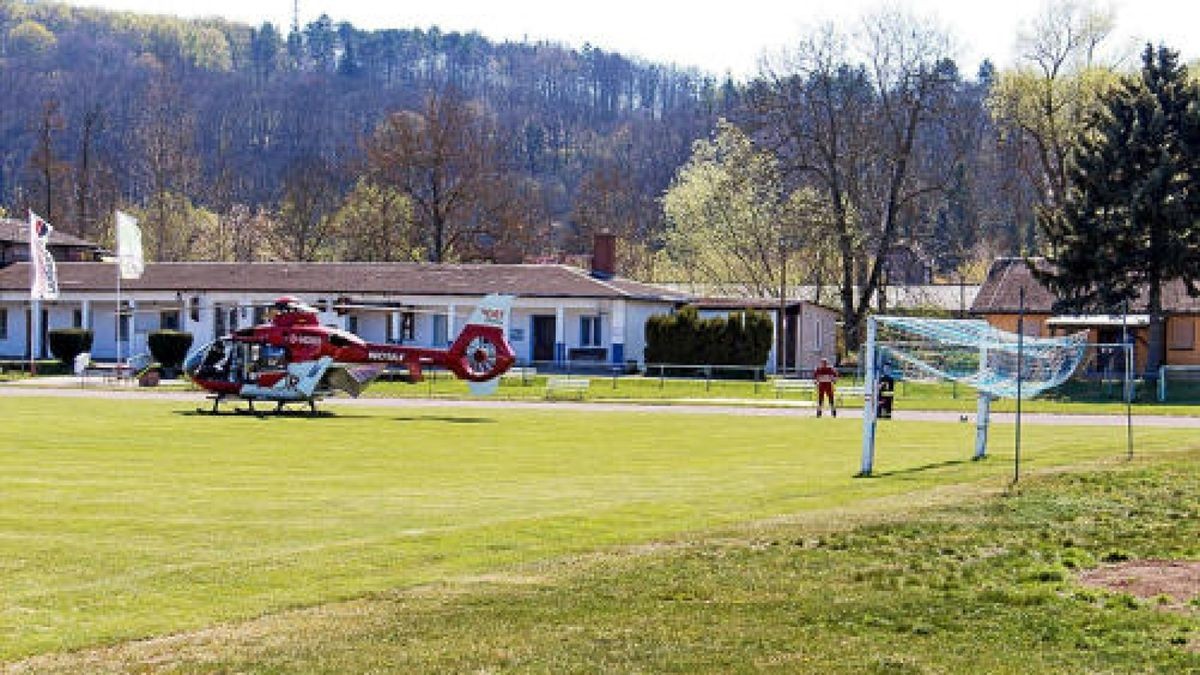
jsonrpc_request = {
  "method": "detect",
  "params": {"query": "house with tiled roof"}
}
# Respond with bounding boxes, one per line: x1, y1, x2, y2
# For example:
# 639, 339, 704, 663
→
0, 255, 702, 368
0, 218, 101, 266
0, 228, 839, 372
971, 258, 1200, 373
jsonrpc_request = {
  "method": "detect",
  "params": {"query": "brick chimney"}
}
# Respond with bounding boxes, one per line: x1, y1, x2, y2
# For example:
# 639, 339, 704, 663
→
591, 231, 616, 280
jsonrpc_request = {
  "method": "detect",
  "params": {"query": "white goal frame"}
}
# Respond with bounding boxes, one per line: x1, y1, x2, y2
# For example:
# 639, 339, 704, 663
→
858, 315, 1129, 477
1158, 365, 1200, 402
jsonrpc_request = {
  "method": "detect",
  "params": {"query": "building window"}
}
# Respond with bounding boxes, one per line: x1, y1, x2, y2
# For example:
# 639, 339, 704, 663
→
116, 306, 131, 343
0, 308, 7, 340
385, 312, 416, 343
580, 316, 602, 346
73, 309, 83, 328
1169, 319, 1196, 350
347, 315, 359, 335
214, 306, 227, 337
432, 314, 448, 346
161, 310, 180, 331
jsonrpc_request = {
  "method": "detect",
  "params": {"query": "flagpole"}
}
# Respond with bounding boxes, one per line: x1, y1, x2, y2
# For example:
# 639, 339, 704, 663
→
116, 260, 122, 372
113, 211, 144, 376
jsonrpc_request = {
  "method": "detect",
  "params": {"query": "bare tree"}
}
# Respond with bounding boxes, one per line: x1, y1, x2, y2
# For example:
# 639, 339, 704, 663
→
988, 0, 1118, 213
270, 156, 342, 261
26, 99, 68, 224
132, 69, 201, 260
364, 90, 528, 263
751, 9, 958, 353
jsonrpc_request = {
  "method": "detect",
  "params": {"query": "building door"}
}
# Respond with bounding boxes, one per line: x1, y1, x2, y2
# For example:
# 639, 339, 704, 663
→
531, 315, 556, 363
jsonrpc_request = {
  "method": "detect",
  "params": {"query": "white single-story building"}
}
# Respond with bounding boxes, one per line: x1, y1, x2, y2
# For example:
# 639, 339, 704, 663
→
0, 261, 699, 369
0, 253, 842, 373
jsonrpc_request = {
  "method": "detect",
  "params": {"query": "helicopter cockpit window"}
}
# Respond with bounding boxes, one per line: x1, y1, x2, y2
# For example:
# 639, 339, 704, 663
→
191, 339, 236, 381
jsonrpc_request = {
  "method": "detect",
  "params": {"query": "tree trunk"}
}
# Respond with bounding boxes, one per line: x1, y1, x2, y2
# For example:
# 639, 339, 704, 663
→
839, 233, 858, 357
1145, 280, 1166, 380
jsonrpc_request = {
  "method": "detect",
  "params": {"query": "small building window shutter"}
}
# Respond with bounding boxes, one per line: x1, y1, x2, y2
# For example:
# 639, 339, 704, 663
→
1168, 319, 1195, 350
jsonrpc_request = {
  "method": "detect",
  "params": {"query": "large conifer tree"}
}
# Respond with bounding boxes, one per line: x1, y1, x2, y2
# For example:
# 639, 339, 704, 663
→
1036, 45, 1200, 376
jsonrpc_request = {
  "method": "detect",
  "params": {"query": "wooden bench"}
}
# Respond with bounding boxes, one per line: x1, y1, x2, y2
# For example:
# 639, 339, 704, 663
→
502, 367, 538, 383
773, 378, 815, 398
838, 385, 865, 403
545, 377, 590, 399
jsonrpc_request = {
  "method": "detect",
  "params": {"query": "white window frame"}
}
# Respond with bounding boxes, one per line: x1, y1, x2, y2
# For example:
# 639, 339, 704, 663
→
580, 315, 602, 347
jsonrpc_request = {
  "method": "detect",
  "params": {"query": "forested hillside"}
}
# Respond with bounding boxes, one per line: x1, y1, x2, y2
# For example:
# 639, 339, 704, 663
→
1, 0, 1186, 323
0, 0, 729, 267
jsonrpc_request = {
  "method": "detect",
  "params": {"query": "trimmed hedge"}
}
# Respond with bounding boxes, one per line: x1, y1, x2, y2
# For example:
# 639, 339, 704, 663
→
148, 330, 194, 369
644, 306, 773, 369
47, 328, 93, 366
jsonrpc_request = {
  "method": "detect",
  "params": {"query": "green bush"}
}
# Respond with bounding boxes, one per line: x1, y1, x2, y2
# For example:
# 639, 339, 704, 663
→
47, 328, 94, 366
645, 306, 773, 370
148, 330, 194, 369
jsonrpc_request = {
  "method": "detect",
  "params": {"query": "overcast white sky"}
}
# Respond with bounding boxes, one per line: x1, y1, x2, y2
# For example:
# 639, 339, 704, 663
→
68, 0, 1199, 78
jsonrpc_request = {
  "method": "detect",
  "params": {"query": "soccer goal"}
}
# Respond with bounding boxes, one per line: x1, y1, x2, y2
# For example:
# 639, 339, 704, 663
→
1158, 365, 1200, 402
859, 315, 1094, 477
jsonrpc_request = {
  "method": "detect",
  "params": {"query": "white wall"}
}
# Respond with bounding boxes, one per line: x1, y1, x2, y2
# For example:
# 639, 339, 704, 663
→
0, 293, 682, 366
625, 301, 673, 366
0, 303, 25, 358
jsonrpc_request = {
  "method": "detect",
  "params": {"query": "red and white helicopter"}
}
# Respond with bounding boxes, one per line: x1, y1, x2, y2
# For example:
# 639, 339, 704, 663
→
183, 294, 516, 413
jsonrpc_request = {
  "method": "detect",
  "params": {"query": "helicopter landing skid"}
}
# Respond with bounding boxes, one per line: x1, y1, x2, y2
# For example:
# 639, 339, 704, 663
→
198, 395, 323, 417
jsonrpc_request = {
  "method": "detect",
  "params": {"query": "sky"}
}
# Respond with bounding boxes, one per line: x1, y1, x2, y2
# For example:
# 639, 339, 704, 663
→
68, 0, 1199, 78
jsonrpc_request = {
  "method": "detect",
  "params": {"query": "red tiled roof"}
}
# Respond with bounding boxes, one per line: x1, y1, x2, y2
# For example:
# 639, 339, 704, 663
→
972, 258, 1200, 314
0, 261, 689, 301
0, 218, 99, 249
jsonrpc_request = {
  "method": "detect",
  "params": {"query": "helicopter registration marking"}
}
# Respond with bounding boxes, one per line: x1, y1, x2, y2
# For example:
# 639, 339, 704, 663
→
368, 351, 405, 362
287, 335, 322, 346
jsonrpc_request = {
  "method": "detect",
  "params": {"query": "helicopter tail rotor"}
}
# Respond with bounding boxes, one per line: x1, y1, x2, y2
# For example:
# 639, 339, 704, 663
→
446, 294, 516, 385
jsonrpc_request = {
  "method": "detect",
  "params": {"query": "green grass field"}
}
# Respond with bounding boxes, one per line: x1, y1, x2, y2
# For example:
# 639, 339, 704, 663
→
358, 373, 1200, 416
2, 396, 1198, 671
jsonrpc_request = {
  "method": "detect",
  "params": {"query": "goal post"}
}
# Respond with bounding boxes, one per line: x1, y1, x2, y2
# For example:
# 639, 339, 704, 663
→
858, 315, 1091, 477
859, 317, 878, 476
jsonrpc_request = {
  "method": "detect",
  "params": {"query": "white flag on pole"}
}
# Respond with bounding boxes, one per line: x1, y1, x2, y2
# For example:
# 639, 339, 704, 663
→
28, 211, 59, 300
115, 210, 144, 280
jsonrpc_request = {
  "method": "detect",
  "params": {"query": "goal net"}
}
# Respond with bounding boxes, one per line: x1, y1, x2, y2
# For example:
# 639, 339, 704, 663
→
860, 316, 1092, 476
871, 317, 1088, 399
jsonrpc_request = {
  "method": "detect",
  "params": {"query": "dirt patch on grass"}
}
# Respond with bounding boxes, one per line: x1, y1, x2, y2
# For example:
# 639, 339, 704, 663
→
1078, 560, 1200, 611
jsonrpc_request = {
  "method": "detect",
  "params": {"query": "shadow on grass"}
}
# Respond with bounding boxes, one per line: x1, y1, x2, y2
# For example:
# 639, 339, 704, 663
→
392, 415, 497, 424
172, 409, 370, 420
873, 458, 972, 478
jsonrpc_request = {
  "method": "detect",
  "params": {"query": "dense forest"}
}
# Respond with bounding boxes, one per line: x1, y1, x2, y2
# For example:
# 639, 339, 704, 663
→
0, 0, 730, 267
0, 0, 1191, 326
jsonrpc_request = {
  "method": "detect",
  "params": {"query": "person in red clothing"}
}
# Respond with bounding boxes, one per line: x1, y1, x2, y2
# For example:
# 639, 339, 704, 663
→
814, 357, 838, 417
